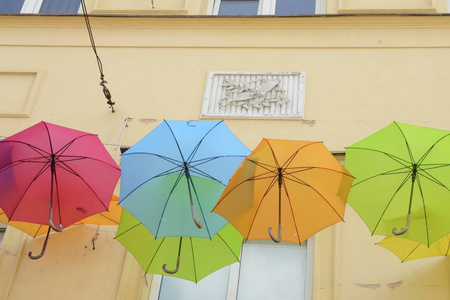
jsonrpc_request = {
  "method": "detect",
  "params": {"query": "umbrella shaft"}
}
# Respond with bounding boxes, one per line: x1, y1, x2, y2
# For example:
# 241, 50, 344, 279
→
277, 168, 283, 226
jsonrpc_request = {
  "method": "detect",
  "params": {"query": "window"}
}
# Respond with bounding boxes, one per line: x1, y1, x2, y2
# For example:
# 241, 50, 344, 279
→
0, 0, 80, 14
210, 0, 326, 15
150, 238, 314, 300
0, 223, 6, 247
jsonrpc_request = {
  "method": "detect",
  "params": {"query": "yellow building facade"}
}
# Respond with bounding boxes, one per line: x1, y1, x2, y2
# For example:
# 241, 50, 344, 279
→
0, 0, 449, 299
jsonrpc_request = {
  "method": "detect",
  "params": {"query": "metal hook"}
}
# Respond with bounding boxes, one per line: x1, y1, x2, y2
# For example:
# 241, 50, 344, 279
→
268, 225, 282, 243
28, 226, 51, 260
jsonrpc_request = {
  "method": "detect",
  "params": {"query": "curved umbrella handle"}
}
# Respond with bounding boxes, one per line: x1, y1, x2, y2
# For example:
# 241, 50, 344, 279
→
268, 225, 282, 243
49, 206, 63, 232
392, 213, 411, 236
191, 205, 203, 229
28, 226, 51, 260
162, 256, 180, 274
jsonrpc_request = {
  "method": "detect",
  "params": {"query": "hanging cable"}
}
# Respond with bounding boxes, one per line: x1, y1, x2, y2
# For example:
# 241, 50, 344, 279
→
80, 0, 115, 112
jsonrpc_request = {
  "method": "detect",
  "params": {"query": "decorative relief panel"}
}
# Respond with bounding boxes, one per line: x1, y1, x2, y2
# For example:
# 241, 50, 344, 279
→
0, 71, 44, 118
201, 72, 305, 119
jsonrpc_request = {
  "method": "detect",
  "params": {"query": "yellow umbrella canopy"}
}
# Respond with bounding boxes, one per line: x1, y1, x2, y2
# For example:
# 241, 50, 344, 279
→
376, 234, 450, 262
0, 194, 121, 237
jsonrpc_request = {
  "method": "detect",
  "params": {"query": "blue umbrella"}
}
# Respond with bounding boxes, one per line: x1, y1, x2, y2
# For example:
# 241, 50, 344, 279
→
119, 120, 250, 239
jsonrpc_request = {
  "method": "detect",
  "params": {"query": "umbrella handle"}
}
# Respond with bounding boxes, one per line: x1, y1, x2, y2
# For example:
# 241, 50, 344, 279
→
191, 205, 203, 229
162, 256, 180, 274
392, 213, 411, 236
268, 225, 282, 243
28, 226, 51, 260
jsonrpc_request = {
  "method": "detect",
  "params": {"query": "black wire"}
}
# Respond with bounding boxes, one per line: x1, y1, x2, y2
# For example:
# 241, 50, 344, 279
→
80, 0, 104, 80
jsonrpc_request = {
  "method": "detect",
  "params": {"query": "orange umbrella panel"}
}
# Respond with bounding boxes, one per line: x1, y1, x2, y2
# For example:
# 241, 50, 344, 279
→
0, 195, 121, 238
213, 139, 354, 244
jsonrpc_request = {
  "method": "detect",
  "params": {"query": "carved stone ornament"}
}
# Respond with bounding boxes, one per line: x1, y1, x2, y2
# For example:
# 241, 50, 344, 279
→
201, 72, 305, 119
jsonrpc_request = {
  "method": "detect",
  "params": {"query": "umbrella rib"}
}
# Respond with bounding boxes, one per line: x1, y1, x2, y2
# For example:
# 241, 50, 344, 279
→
347, 147, 412, 167
0, 140, 51, 157
114, 221, 142, 239
416, 132, 450, 165
190, 237, 198, 283
217, 230, 242, 262
185, 121, 223, 164
446, 237, 450, 256
371, 173, 412, 235
281, 141, 323, 170
283, 174, 346, 222
51, 158, 111, 212
213, 171, 278, 208
401, 243, 422, 262
281, 178, 303, 245
187, 175, 213, 238
0, 157, 50, 176
264, 139, 281, 169
118, 166, 183, 205
145, 236, 167, 274
394, 122, 416, 166
52, 133, 98, 157
416, 164, 450, 191
351, 166, 412, 187
8, 162, 51, 221
164, 120, 189, 163
154, 170, 185, 237
415, 175, 431, 246
245, 175, 279, 241
123, 152, 182, 167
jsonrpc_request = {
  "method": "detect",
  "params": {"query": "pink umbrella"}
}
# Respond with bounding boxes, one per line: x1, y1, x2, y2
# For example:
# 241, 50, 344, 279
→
0, 121, 120, 259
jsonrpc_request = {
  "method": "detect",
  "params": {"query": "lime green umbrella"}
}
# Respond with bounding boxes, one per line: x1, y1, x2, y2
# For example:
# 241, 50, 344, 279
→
376, 234, 450, 262
346, 122, 450, 246
115, 209, 243, 283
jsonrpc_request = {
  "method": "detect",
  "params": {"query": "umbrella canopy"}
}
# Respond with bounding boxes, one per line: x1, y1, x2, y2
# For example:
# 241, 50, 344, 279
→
376, 234, 450, 262
0, 121, 120, 258
115, 209, 243, 283
213, 138, 354, 244
119, 120, 250, 239
0, 195, 121, 237
345, 122, 450, 245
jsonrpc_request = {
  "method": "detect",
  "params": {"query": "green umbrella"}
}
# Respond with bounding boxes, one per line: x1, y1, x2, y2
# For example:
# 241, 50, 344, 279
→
115, 209, 243, 283
345, 122, 450, 246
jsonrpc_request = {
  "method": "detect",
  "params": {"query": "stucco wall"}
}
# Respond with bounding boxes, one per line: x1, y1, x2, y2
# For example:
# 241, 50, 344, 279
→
0, 14, 449, 300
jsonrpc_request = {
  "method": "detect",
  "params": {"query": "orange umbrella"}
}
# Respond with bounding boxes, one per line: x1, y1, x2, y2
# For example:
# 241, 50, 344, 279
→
0, 195, 121, 238
376, 234, 450, 262
213, 139, 354, 244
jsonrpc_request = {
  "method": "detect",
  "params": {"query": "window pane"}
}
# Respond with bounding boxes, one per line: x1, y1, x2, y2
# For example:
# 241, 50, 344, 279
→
0, 224, 6, 246
0, 0, 25, 13
275, 0, 316, 15
40, 0, 80, 14
218, 0, 259, 16
158, 265, 231, 300
237, 241, 307, 300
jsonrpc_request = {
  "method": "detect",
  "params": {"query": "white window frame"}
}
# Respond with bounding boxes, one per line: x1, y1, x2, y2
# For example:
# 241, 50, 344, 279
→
149, 236, 314, 300
208, 0, 326, 15
20, 0, 81, 14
